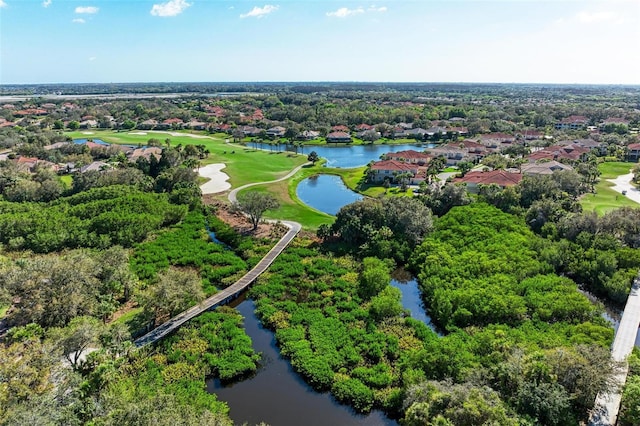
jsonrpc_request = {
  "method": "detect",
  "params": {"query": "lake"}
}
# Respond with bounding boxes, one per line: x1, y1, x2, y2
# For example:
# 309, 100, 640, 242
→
296, 174, 364, 216
251, 142, 434, 168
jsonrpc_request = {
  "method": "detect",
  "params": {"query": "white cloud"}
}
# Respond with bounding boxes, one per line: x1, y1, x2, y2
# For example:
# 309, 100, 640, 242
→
576, 10, 617, 24
150, 0, 191, 17
326, 7, 364, 18
327, 5, 387, 18
42, 0, 51, 7
240, 5, 279, 19
75, 6, 99, 14
0, 1, 7, 8
72, 18, 86, 24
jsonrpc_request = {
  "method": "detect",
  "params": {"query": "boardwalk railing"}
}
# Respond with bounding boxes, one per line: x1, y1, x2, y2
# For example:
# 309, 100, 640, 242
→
134, 220, 301, 348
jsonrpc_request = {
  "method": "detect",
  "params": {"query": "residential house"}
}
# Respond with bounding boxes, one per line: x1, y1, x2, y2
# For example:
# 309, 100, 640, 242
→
355, 124, 374, 132
128, 147, 163, 162
138, 119, 158, 130
478, 132, 516, 149
627, 143, 640, 162
369, 160, 423, 184
555, 115, 589, 130
240, 126, 262, 137
187, 120, 208, 131
326, 131, 352, 143
454, 169, 522, 192
526, 144, 590, 162
427, 145, 473, 166
298, 130, 320, 141
446, 127, 468, 137
79, 119, 98, 129
157, 118, 184, 130
405, 128, 429, 140
383, 150, 431, 165
266, 126, 286, 138
331, 125, 350, 133
521, 161, 573, 176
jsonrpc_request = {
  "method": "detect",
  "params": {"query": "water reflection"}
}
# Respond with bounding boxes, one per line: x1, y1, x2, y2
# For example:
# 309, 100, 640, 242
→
390, 269, 441, 335
296, 174, 364, 216
208, 299, 397, 426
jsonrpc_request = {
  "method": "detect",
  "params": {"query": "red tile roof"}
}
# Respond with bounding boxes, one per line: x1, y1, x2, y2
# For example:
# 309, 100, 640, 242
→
385, 150, 431, 160
370, 160, 417, 173
454, 170, 522, 187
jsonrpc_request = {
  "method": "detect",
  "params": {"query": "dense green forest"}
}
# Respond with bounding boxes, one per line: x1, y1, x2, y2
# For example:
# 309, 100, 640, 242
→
251, 203, 618, 424
2, 84, 640, 425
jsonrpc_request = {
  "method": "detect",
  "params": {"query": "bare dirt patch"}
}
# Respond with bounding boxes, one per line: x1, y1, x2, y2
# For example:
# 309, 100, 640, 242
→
205, 199, 285, 240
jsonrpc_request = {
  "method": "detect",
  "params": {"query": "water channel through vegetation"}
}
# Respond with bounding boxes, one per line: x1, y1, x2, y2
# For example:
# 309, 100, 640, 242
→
208, 272, 438, 426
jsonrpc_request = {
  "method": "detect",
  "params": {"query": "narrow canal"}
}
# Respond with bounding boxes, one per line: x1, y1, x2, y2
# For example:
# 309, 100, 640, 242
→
208, 273, 437, 425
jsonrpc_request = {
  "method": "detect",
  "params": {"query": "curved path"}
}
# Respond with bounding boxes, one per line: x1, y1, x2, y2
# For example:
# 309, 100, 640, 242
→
135, 162, 307, 348
607, 172, 640, 205
228, 162, 311, 204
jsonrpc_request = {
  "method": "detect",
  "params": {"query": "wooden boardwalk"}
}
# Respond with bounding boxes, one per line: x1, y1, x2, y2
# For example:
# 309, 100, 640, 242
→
134, 220, 301, 348
590, 278, 640, 425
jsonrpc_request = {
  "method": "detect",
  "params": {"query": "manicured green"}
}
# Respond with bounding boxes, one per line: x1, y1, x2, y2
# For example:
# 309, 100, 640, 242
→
581, 182, 640, 214
598, 161, 635, 179
580, 162, 640, 214
65, 130, 307, 188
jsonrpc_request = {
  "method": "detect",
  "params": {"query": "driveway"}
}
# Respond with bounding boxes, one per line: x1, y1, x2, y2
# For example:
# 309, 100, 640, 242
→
607, 172, 640, 204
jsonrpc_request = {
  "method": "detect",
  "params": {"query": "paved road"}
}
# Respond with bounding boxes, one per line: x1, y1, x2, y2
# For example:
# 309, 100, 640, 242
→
607, 172, 640, 205
134, 219, 301, 348
590, 278, 640, 425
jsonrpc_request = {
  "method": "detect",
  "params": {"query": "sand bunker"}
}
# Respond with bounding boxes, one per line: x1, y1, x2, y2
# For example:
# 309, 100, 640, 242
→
199, 163, 231, 194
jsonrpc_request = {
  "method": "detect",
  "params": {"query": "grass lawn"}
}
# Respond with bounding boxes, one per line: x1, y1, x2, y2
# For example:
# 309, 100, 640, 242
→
598, 161, 635, 179
65, 130, 307, 187
580, 161, 640, 214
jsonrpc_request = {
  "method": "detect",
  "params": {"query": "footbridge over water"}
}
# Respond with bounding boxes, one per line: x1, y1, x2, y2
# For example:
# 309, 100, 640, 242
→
134, 220, 301, 348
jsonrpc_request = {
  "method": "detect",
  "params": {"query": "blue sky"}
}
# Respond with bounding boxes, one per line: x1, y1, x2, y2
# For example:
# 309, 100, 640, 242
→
1, 0, 639, 84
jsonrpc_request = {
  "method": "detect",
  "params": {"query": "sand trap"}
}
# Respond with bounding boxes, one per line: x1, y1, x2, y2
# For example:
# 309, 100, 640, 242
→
199, 163, 231, 194
82, 131, 94, 135
128, 131, 148, 135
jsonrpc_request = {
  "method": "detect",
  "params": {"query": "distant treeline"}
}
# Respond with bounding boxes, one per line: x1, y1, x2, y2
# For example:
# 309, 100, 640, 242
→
2, 81, 639, 97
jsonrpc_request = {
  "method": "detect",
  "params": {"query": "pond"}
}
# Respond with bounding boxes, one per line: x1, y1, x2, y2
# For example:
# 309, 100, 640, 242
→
296, 174, 364, 216
250, 142, 434, 168
208, 297, 398, 426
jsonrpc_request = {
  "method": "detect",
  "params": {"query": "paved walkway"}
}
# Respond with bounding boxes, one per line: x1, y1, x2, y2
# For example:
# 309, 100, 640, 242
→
590, 278, 640, 425
228, 162, 310, 204
607, 172, 640, 205
134, 220, 300, 347
135, 160, 309, 348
